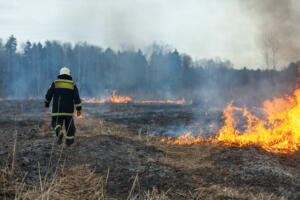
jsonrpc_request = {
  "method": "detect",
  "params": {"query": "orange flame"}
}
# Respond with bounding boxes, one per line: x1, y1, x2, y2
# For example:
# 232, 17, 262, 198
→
215, 90, 300, 154
75, 115, 84, 119
176, 98, 185, 104
162, 89, 300, 154
82, 97, 105, 104
134, 98, 185, 104
161, 132, 205, 145
75, 113, 89, 119
109, 91, 132, 103
82, 91, 186, 105
82, 91, 132, 104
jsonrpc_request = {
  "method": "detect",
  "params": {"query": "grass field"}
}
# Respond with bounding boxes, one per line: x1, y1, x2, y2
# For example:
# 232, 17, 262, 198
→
0, 100, 299, 200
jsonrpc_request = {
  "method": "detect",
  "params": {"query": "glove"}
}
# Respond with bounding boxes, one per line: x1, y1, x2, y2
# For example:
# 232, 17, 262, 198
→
77, 110, 82, 117
45, 102, 49, 108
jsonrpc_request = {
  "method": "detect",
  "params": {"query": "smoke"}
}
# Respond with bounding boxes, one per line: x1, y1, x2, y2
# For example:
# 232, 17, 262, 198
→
240, 0, 300, 67
63, 0, 163, 52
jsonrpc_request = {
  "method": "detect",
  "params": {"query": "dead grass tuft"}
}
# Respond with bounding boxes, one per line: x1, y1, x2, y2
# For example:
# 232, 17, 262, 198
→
139, 188, 170, 200
190, 185, 286, 200
23, 165, 107, 200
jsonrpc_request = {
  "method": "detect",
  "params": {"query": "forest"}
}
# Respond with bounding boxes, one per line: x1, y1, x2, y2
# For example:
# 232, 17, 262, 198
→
0, 35, 298, 103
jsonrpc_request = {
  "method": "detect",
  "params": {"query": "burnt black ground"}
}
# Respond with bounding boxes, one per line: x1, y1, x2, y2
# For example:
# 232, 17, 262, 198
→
0, 99, 299, 200
0, 100, 199, 199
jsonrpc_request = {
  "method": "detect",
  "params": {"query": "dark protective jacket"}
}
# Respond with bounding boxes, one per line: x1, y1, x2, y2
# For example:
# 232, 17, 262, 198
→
45, 74, 82, 116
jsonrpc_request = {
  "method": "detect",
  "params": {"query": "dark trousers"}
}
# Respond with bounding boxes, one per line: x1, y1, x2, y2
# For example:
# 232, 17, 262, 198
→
52, 116, 75, 145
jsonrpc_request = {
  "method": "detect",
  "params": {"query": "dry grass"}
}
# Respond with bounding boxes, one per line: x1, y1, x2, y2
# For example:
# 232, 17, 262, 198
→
0, 126, 108, 200
138, 188, 170, 200
23, 165, 108, 200
126, 174, 170, 200
1, 152, 109, 200
173, 185, 286, 200
145, 139, 290, 200
0, 129, 27, 200
145, 136, 222, 171
160, 144, 216, 171
0, 160, 24, 199
65, 117, 134, 139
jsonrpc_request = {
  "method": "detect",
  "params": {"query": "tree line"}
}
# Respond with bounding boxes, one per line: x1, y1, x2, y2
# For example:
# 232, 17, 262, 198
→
0, 35, 298, 103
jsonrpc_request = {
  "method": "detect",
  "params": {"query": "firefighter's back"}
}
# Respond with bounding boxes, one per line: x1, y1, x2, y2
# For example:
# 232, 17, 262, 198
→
44, 67, 82, 146
52, 76, 76, 115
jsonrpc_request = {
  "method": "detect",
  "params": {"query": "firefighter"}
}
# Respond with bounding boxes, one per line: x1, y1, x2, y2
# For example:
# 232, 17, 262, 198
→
44, 67, 82, 146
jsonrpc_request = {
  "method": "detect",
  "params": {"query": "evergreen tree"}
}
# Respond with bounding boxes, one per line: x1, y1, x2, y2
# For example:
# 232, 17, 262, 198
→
5, 35, 17, 56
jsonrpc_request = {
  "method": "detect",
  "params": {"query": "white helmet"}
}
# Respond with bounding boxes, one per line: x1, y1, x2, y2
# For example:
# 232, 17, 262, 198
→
59, 67, 71, 76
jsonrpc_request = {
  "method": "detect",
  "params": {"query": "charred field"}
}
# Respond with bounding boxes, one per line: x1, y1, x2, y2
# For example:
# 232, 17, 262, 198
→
0, 99, 300, 200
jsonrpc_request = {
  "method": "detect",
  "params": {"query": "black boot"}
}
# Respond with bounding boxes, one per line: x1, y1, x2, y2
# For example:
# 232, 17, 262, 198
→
56, 130, 59, 137
65, 138, 74, 146
57, 133, 63, 145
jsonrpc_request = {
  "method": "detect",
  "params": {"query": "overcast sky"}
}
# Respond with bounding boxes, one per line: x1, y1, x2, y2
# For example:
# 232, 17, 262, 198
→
0, 0, 262, 68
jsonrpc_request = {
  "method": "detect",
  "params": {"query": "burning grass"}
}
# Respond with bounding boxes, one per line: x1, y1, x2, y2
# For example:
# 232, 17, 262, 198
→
82, 90, 187, 105
161, 88, 300, 154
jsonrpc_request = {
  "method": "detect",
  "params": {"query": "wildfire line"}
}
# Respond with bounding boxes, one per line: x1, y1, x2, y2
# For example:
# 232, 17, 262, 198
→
161, 89, 300, 154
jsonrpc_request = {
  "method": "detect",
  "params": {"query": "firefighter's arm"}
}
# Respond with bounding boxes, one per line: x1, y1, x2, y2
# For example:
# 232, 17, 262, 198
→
74, 84, 82, 116
45, 82, 54, 108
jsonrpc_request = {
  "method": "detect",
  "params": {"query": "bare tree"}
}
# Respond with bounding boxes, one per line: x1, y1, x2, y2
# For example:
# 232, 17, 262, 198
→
261, 32, 280, 70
